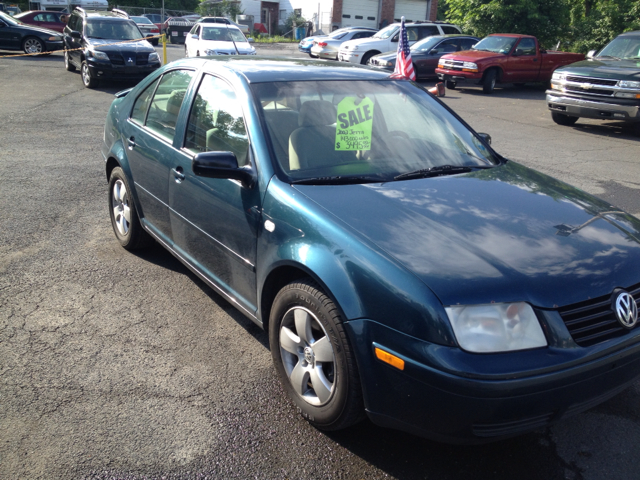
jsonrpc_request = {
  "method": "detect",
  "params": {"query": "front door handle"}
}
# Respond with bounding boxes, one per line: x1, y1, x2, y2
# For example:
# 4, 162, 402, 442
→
127, 136, 136, 148
172, 167, 185, 181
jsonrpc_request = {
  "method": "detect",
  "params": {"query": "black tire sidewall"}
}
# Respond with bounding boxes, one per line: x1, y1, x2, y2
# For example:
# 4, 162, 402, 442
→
269, 282, 354, 429
108, 167, 145, 250
483, 69, 496, 93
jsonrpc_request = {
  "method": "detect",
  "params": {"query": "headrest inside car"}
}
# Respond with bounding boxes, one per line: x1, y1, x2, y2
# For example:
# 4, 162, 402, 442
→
299, 100, 337, 127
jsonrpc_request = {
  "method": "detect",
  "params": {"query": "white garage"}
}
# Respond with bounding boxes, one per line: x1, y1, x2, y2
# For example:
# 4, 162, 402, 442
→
341, 0, 379, 29
394, 0, 429, 23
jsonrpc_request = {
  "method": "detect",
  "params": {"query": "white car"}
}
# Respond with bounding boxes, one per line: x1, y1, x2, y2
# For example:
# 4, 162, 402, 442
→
338, 21, 461, 65
185, 22, 256, 57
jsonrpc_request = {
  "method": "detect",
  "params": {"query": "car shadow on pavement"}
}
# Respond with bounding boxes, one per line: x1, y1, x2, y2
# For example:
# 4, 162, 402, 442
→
561, 122, 640, 142
446, 84, 549, 101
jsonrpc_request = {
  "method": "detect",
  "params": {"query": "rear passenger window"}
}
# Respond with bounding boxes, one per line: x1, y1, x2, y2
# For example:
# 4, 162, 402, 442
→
144, 69, 195, 141
419, 26, 439, 38
441, 26, 461, 34
131, 77, 160, 125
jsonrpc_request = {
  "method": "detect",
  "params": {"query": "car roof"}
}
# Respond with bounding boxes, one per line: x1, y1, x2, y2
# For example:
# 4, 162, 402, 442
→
172, 56, 392, 83
199, 22, 240, 30
619, 30, 640, 37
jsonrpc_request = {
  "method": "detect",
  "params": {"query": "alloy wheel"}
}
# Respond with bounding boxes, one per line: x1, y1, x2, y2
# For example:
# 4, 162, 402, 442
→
24, 38, 43, 54
111, 179, 131, 236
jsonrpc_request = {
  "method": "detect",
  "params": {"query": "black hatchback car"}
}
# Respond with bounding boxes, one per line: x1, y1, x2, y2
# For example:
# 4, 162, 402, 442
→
63, 7, 160, 88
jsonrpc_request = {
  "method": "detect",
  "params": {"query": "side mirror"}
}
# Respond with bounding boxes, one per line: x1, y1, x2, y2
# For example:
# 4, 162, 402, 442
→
430, 48, 440, 55
587, 49, 597, 59
391, 34, 398, 43
247, 37, 254, 43
191, 34, 198, 39
477, 133, 492, 145
513, 48, 522, 56
192, 151, 254, 187
70, 30, 81, 39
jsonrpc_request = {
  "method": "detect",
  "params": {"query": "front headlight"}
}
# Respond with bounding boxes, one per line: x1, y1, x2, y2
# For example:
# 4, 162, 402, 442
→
148, 52, 159, 62
351, 45, 358, 51
90, 49, 109, 61
462, 61, 477, 70
445, 302, 547, 353
552, 71, 566, 81
204, 49, 217, 56
619, 80, 640, 89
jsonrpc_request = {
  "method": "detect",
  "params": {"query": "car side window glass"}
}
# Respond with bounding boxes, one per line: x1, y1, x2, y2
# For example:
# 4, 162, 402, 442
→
419, 26, 439, 38
184, 75, 249, 167
34, 13, 44, 21
517, 38, 536, 55
441, 26, 461, 34
68, 14, 79, 31
460, 39, 476, 50
406, 27, 419, 41
438, 39, 460, 53
144, 69, 195, 142
131, 77, 161, 125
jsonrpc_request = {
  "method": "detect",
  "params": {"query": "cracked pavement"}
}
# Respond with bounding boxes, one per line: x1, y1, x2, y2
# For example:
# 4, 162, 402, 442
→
1, 45, 639, 480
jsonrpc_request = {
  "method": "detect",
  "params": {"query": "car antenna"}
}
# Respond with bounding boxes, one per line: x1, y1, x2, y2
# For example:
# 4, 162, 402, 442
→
225, 22, 240, 55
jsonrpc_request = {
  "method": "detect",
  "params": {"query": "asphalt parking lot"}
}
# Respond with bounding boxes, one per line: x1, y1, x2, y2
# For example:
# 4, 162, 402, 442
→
1, 43, 639, 480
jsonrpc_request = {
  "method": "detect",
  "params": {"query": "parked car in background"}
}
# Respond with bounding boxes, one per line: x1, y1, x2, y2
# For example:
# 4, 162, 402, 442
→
2, 4, 20, 15
369, 34, 480, 79
338, 21, 461, 65
299, 26, 377, 57
130, 15, 159, 45
142, 13, 168, 33
196, 16, 248, 34
0, 10, 63, 54
310, 28, 376, 60
63, 8, 160, 88
436, 34, 585, 93
184, 22, 255, 57
14, 10, 67, 33
102, 56, 640, 444
546, 30, 640, 132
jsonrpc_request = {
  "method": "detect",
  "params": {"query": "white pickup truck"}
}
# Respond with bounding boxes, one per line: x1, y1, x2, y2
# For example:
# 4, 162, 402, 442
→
338, 21, 461, 65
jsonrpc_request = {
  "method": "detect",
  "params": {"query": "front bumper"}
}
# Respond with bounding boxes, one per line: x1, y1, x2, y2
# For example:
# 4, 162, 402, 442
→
44, 39, 64, 52
546, 92, 640, 122
338, 50, 361, 64
436, 68, 483, 85
86, 59, 160, 81
347, 318, 640, 443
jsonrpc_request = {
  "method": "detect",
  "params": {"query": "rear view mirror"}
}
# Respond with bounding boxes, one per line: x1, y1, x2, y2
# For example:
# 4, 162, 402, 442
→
192, 151, 254, 187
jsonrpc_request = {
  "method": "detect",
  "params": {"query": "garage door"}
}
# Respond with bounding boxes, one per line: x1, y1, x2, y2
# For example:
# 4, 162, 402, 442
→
394, 0, 429, 23
341, 0, 379, 29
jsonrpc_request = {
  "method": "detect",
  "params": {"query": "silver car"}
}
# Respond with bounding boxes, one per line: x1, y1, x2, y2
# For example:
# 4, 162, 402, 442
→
310, 28, 376, 60
130, 15, 160, 45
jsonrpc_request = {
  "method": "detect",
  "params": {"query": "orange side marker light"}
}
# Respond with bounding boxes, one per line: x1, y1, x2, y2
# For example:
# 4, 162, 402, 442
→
375, 347, 405, 370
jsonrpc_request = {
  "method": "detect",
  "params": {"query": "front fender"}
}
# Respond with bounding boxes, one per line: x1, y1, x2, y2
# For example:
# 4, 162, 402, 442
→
258, 179, 457, 346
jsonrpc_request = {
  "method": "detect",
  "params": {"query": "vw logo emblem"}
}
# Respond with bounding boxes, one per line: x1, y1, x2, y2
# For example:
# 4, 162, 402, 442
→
614, 291, 638, 328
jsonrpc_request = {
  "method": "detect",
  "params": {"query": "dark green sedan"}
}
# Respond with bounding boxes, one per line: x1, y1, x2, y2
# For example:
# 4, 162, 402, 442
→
0, 10, 63, 54
102, 57, 640, 443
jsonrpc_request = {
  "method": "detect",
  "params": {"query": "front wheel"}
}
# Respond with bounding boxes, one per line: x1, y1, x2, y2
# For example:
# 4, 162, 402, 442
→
184, 44, 188, 57
360, 52, 375, 65
23, 37, 45, 54
81, 61, 98, 88
551, 111, 579, 126
483, 69, 497, 94
108, 167, 152, 251
269, 279, 364, 431
64, 50, 75, 71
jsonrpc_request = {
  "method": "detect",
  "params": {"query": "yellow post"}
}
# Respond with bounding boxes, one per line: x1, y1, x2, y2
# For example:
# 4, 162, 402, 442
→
162, 34, 167, 65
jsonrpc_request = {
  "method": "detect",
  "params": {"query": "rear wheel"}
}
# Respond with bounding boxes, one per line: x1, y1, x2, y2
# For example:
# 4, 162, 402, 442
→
361, 51, 376, 65
551, 112, 579, 126
269, 279, 364, 431
445, 80, 457, 89
108, 167, 152, 251
483, 69, 497, 94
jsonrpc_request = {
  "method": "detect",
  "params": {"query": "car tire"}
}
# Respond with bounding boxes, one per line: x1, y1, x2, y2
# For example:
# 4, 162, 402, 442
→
551, 112, 579, 126
64, 50, 76, 71
483, 69, 497, 94
360, 52, 375, 65
23, 37, 45, 55
184, 44, 188, 57
152, 39, 159, 46
309, 52, 318, 58
269, 279, 365, 431
81, 61, 98, 88
445, 80, 457, 90
108, 167, 152, 251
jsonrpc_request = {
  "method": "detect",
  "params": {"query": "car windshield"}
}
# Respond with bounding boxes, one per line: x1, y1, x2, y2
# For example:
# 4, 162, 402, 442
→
472, 36, 517, 54
201, 26, 246, 42
131, 16, 153, 24
373, 25, 398, 39
412, 36, 442, 52
253, 80, 498, 183
598, 36, 640, 59
0, 11, 21, 25
86, 20, 142, 40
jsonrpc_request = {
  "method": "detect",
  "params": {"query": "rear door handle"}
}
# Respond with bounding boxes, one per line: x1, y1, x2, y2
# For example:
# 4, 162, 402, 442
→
172, 167, 185, 181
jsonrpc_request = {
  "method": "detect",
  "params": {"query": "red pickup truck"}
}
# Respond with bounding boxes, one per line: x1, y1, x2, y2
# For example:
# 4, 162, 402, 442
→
435, 34, 584, 93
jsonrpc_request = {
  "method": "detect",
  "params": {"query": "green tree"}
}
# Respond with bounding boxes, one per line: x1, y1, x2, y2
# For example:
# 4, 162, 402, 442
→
196, 0, 243, 18
443, 0, 570, 49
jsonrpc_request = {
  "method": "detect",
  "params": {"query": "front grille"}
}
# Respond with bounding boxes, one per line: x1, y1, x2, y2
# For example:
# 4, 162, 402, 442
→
439, 59, 464, 70
558, 283, 640, 347
136, 53, 148, 65
566, 75, 618, 87
106, 51, 124, 65
565, 85, 614, 97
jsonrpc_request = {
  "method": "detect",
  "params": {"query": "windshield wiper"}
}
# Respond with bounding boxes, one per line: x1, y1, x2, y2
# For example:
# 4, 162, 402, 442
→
291, 175, 385, 185
394, 165, 480, 181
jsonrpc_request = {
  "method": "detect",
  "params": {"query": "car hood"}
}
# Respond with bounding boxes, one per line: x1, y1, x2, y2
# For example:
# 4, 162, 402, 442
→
556, 58, 640, 81
440, 50, 504, 62
294, 162, 640, 308
17, 24, 60, 36
196, 39, 254, 54
89, 38, 154, 52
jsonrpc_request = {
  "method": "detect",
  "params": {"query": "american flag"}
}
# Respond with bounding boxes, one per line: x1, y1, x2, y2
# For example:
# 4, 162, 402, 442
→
392, 17, 416, 81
